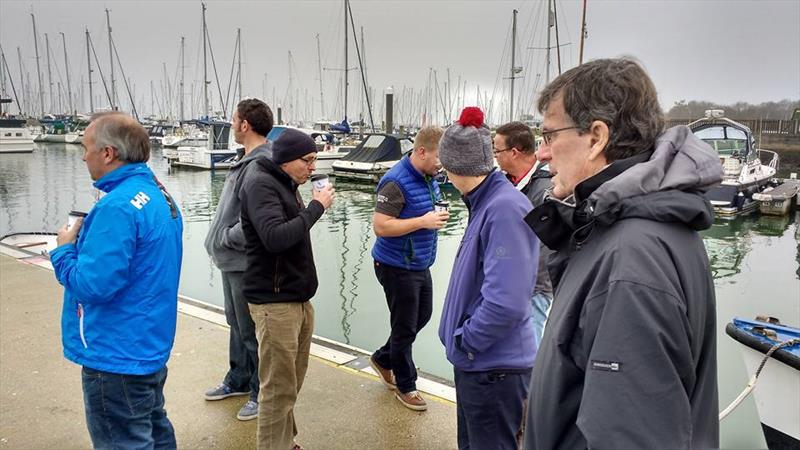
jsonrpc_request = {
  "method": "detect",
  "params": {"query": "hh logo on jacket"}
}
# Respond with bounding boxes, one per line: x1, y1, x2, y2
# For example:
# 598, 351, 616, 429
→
130, 192, 150, 209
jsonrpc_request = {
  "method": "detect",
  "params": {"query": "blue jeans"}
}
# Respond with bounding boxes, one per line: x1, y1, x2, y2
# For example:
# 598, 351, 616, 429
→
82, 366, 176, 450
221, 271, 259, 401
454, 368, 532, 450
531, 292, 552, 350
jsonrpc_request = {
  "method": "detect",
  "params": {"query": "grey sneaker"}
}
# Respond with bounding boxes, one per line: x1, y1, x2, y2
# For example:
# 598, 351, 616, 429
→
204, 383, 250, 401
237, 400, 258, 421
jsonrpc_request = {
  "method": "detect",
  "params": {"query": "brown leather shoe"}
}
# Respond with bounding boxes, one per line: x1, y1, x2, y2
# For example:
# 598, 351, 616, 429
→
395, 390, 427, 411
369, 356, 396, 390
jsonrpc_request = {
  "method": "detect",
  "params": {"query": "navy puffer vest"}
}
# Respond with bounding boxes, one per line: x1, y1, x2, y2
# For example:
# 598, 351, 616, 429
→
371, 156, 441, 270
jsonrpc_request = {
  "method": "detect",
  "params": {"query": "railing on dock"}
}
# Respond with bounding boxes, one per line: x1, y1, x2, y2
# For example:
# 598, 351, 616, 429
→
666, 119, 800, 135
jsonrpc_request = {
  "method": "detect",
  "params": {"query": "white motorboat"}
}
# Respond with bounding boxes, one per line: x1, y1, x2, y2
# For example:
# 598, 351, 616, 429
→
331, 134, 414, 182
725, 317, 800, 449
0, 118, 35, 153
267, 125, 350, 173
171, 120, 236, 170
689, 110, 779, 217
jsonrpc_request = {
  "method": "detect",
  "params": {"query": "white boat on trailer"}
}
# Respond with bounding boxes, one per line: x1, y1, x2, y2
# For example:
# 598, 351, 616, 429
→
689, 110, 779, 217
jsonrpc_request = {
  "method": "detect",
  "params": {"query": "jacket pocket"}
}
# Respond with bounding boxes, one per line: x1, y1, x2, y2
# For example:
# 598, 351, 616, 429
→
77, 303, 88, 348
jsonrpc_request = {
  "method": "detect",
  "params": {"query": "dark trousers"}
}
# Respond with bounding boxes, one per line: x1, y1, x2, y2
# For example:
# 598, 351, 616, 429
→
455, 368, 532, 450
82, 366, 176, 450
372, 261, 433, 394
221, 270, 260, 401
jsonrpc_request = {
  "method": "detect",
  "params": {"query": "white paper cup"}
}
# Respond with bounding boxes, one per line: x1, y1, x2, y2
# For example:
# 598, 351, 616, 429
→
311, 174, 330, 190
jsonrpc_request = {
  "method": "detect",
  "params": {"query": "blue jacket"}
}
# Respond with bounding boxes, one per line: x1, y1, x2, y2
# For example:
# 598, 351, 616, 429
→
50, 163, 183, 375
372, 156, 441, 270
438, 170, 538, 371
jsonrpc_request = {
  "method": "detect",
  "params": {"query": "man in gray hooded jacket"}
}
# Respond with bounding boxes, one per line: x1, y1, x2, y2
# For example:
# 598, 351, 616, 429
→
523, 58, 722, 450
203, 98, 273, 421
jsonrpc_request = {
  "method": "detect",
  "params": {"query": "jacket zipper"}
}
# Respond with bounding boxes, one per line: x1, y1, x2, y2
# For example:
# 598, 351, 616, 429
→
273, 258, 281, 293
77, 303, 88, 348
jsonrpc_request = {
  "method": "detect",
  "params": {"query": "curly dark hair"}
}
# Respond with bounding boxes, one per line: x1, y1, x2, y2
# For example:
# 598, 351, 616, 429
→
236, 98, 274, 137
537, 58, 664, 162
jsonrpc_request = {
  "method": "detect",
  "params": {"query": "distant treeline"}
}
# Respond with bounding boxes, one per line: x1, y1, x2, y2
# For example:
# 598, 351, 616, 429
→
665, 99, 799, 120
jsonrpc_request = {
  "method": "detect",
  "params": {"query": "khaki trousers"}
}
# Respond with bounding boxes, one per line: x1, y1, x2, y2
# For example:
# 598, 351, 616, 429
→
249, 301, 314, 450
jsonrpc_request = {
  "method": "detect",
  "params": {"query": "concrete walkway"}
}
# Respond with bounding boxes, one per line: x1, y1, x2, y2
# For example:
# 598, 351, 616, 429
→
0, 255, 457, 449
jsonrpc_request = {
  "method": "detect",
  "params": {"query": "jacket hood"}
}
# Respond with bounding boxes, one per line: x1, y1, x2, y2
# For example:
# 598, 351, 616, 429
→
527, 126, 723, 250
588, 125, 722, 227
233, 141, 272, 168
256, 155, 298, 191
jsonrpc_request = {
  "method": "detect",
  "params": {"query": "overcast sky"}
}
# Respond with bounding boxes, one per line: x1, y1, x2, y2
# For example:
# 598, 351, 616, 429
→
1, 0, 798, 124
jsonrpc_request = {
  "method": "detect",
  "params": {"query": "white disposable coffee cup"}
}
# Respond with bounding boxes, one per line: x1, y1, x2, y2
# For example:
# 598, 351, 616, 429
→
68, 210, 87, 230
310, 174, 330, 190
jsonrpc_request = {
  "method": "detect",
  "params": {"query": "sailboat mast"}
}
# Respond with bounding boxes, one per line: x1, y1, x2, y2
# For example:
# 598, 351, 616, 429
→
86, 29, 94, 113
202, 3, 209, 117
579, 0, 587, 65
545, 0, 552, 85
343, 0, 348, 121
16, 47, 27, 114
45, 34, 54, 113
510, 9, 517, 122
553, 0, 562, 75
315, 34, 325, 119
237, 28, 242, 105
31, 13, 45, 116
179, 36, 185, 120
60, 32, 73, 114
106, 9, 116, 109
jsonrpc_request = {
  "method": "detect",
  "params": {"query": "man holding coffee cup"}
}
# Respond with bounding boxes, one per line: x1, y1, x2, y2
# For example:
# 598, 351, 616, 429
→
369, 126, 447, 411
239, 128, 334, 449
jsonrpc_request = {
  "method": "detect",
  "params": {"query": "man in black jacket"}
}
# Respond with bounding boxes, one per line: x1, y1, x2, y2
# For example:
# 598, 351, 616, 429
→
239, 128, 334, 450
523, 58, 722, 449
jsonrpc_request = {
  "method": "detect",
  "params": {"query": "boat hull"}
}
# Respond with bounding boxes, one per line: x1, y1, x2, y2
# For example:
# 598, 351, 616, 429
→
726, 319, 800, 448
171, 146, 236, 170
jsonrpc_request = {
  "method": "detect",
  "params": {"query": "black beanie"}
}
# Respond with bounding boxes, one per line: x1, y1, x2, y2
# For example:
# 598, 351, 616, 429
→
271, 128, 317, 164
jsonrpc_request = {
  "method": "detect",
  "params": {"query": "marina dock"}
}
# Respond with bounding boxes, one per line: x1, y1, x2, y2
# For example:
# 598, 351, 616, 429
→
0, 255, 457, 449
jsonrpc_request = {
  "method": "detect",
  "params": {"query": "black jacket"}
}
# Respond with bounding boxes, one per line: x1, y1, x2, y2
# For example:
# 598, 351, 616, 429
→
239, 157, 324, 303
523, 126, 723, 450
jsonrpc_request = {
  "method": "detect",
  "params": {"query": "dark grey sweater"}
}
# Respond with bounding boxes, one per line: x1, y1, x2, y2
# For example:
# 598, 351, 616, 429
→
204, 142, 271, 272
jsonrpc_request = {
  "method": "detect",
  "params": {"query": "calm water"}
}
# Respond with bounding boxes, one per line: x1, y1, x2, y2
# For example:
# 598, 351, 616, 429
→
3, 143, 799, 449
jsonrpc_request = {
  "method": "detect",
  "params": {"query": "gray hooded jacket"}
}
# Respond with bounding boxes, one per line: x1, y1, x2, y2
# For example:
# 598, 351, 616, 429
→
204, 142, 271, 272
523, 126, 722, 450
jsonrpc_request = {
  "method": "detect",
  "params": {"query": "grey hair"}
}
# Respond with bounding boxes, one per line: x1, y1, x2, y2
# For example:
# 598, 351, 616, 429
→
90, 112, 150, 162
537, 57, 665, 162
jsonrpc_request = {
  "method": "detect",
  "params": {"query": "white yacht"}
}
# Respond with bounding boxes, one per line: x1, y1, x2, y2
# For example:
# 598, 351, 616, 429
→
689, 110, 778, 216
0, 118, 35, 153
267, 126, 350, 172
331, 134, 414, 182
171, 120, 236, 170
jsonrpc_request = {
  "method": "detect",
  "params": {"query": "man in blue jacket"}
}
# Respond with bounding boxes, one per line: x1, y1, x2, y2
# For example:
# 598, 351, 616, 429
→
369, 126, 447, 411
438, 107, 538, 450
51, 112, 183, 449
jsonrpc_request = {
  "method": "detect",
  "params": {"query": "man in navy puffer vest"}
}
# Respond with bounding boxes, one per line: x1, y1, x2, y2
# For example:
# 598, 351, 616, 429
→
369, 126, 447, 411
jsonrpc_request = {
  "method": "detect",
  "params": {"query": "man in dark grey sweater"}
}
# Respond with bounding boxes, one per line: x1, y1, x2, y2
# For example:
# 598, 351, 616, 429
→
203, 98, 273, 421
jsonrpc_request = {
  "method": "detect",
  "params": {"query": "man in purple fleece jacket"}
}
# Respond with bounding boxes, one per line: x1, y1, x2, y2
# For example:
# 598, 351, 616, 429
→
438, 107, 539, 450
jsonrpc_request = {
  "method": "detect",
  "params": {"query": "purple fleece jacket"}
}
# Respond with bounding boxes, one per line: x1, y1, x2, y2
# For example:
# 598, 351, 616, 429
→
438, 170, 539, 371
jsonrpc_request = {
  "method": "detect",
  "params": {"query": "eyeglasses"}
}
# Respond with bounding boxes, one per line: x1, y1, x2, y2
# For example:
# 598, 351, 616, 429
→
541, 126, 580, 145
300, 155, 318, 166
493, 147, 513, 156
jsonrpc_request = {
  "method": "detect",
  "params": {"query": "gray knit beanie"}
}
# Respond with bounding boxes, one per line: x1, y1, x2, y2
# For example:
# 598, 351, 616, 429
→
439, 107, 494, 176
